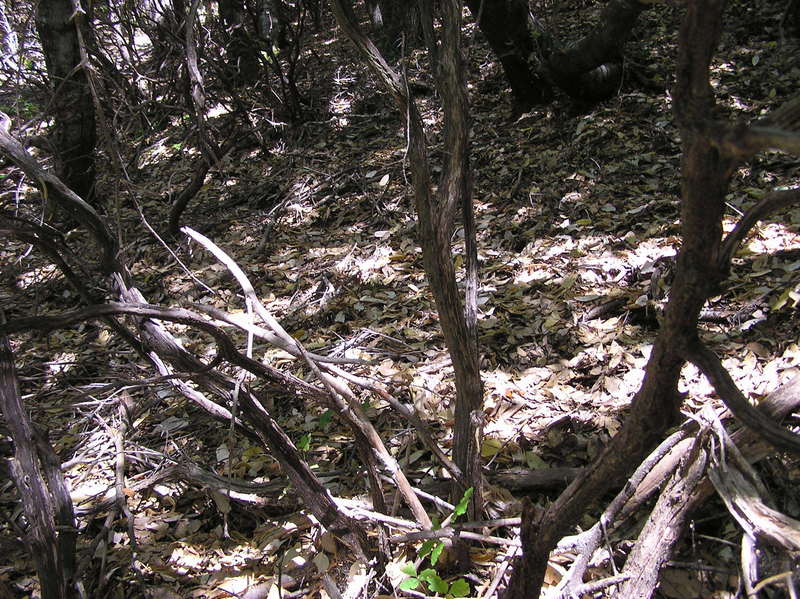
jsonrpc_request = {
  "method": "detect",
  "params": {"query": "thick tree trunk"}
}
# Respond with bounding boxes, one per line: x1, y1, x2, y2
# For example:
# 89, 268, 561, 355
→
35, 0, 96, 204
219, 0, 261, 83
504, 1, 728, 596
464, 0, 551, 110
546, 0, 647, 102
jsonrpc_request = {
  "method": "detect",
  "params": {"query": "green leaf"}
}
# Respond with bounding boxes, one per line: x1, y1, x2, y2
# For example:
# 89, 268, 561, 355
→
427, 574, 448, 595
448, 578, 470, 598
318, 410, 333, 428
419, 539, 437, 560
418, 568, 439, 584
400, 562, 418, 576
453, 487, 474, 518
297, 433, 311, 452
430, 541, 444, 566
399, 577, 420, 591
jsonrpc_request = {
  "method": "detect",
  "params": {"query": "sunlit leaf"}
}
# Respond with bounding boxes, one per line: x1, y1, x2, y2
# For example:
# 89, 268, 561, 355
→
449, 578, 470, 598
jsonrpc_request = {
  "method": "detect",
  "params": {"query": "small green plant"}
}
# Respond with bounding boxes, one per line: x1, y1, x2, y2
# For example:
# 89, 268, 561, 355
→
399, 487, 473, 597
297, 432, 311, 452
318, 409, 334, 429
398, 563, 469, 597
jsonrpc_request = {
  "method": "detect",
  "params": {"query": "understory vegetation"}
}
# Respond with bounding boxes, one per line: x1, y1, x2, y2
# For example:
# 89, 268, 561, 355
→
2, 0, 800, 598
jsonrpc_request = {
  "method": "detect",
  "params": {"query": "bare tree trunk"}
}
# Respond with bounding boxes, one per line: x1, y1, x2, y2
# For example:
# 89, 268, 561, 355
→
330, 0, 484, 519
35, 0, 96, 204
505, 1, 729, 596
464, 0, 552, 110
1, 333, 78, 599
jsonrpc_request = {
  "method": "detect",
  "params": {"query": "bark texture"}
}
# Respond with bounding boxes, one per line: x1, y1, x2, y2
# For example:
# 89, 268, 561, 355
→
35, 0, 96, 203
1, 334, 77, 599
504, 2, 728, 596
330, 0, 484, 517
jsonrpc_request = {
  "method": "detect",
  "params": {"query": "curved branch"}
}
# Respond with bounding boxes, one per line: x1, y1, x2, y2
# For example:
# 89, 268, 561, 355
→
0, 302, 311, 393
554, 425, 691, 595
685, 341, 800, 454
712, 96, 800, 161
718, 187, 800, 272
0, 112, 118, 273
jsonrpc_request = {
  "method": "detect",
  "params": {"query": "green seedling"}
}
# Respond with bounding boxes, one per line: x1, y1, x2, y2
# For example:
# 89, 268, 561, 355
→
399, 487, 473, 597
398, 563, 469, 598
318, 409, 334, 429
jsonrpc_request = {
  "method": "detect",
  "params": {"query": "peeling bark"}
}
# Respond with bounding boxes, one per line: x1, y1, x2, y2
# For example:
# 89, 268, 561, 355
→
330, 0, 484, 518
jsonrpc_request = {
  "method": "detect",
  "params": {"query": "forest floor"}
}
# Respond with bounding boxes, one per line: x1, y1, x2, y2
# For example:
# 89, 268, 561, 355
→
2, 1, 800, 598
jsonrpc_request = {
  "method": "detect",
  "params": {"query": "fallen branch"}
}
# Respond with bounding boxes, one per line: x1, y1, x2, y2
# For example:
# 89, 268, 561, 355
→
718, 187, 800, 272
183, 226, 433, 529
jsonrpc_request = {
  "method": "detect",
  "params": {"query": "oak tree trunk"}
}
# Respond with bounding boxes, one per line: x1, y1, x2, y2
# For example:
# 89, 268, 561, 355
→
35, 0, 96, 204
504, 1, 730, 596
464, 0, 552, 110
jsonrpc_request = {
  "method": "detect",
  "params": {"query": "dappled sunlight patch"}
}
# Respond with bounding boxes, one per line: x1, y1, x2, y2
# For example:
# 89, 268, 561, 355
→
13, 262, 64, 290
137, 136, 189, 168
4, 1, 800, 597
353, 244, 393, 281
45, 351, 78, 377
746, 221, 800, 254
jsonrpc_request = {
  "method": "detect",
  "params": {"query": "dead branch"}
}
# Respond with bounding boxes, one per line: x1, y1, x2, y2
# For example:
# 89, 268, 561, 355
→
685, 341, 800, 454
616, 429, 710, 599
1, 331, 77, 599
706, 409, 800, 552
718, 187, 800, 272
553, 425, 691, 596
183, 226, 432, 529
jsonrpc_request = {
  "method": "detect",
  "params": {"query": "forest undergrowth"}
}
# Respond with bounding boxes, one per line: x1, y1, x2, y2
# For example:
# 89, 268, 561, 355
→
2, 1, 800, 597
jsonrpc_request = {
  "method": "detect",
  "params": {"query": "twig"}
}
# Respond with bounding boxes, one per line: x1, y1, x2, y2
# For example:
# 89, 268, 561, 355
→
481, 546, 517, 599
